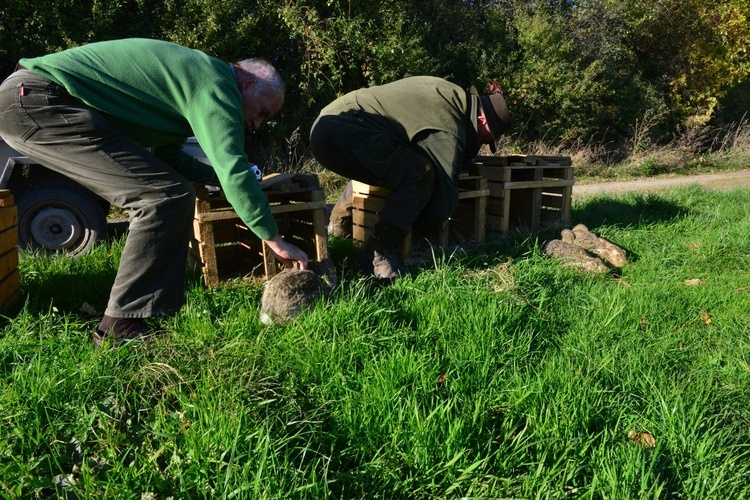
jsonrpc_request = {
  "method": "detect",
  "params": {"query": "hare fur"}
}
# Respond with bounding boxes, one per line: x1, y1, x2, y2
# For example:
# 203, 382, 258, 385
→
259, 259, 337, 325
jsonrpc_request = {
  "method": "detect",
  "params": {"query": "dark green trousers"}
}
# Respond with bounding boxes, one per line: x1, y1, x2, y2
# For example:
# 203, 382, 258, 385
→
0, 70, 194, 318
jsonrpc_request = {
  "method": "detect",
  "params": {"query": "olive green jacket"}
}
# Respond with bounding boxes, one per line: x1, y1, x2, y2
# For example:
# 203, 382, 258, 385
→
319, 76, 480, 220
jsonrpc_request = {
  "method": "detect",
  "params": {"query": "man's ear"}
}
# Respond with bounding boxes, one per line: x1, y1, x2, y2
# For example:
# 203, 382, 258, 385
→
477, 109, 488, 126
242, 74, 257, 91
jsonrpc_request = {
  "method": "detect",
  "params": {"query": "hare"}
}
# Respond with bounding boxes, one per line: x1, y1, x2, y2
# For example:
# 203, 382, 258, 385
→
561, 224, 628, 268
543, 239, 609, 273
259, 259, 337, 325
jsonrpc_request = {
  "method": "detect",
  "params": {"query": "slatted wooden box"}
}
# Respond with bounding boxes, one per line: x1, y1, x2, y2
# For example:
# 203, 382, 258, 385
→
190, 174, 328, 287
468, 155, 573, 235
0, 190, 21, 311
351, 182, 412, 258
351, 173, 489, 256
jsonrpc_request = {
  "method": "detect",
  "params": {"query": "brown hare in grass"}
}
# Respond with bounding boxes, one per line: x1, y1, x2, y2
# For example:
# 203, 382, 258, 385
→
259, 259, 337, 325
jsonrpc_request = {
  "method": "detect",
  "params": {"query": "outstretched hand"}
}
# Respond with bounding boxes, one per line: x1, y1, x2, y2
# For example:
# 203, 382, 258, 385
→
264, 233, 309, 270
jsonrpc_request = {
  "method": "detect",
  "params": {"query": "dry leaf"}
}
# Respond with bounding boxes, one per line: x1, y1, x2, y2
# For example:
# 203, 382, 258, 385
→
437, 374, 446, 384
688, 243, 701, 251
627, 430, 656, 448
640, 315, 649, 331
684, 279, 705, 286
701, 313, 712, 326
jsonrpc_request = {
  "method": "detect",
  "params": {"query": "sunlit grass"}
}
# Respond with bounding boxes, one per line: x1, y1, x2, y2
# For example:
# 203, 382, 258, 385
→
2, 186, 749, 497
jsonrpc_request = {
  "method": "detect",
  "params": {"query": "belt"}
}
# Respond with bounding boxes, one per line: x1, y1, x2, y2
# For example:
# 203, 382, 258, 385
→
15, 63, 27, 71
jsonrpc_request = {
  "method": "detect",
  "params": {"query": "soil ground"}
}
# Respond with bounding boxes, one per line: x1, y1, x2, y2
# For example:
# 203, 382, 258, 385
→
573, 169, 750, 197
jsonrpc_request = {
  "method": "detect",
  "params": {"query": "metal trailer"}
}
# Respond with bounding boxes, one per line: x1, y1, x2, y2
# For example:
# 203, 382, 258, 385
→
0, 136, 209, 256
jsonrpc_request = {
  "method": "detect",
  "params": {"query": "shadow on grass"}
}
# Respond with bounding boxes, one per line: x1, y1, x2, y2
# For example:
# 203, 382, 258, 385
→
572, 192, 690, 229
18, 256, 118, 317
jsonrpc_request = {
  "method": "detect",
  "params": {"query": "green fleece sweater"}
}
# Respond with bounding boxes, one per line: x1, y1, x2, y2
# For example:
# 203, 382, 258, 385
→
21, 38, 278, 240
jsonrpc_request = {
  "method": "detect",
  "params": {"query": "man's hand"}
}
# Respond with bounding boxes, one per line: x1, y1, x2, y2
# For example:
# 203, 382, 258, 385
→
264, 233, 309, 270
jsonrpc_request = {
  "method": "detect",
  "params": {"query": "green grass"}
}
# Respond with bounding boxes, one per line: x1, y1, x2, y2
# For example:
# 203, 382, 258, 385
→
2, 185, 750, 498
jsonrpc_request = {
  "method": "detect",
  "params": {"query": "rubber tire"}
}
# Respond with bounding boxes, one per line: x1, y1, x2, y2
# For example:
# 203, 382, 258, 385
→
16, 183, 108, 257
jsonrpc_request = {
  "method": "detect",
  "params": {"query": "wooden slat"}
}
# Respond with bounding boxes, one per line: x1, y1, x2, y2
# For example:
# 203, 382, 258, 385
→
0, 225, 17, 255
353, 209, 380, 227
0, 206, 18, 229
0, 190, 15, 207
0, 247, 19, 282
458, 188, 490, 200
353, 195, 386, 212
475, 155, 572, 166
0, 269, 20, 311
504, 179, 575, 190
259, 173, 298, 190
352, 181, 390, 196
269, 200, 326, 215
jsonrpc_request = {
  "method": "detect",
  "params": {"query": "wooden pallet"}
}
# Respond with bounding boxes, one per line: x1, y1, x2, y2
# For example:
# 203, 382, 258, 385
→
0, 190, 20, 311
468, 155, 573, 235
351, 173, 489, 255
190, 174, 328, 287
351, 182, 413, 257
449, 173, 489, 245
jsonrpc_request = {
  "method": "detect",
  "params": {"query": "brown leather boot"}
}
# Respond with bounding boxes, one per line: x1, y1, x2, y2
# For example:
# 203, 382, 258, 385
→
327, 217, 352, 238
359, 224, 406, 279
327, 181, 354, 238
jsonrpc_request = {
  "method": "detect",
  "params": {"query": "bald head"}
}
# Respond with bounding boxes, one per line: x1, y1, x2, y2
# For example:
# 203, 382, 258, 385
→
235, 58, 285, 98
233, 58, 285, 130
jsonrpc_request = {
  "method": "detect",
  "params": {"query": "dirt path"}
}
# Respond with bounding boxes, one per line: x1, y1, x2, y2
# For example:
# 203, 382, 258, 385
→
573, 169, 750, 197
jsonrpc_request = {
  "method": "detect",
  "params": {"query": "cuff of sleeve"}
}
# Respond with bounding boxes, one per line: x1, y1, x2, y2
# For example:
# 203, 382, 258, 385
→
253, 212, 279, 241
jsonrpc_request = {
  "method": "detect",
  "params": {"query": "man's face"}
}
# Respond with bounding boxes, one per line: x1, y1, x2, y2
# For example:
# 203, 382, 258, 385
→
241, 79, 284, 131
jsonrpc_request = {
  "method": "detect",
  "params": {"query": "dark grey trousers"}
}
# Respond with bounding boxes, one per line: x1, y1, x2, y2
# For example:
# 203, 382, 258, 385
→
310, 113, 436, 236
0, 70, 195, 318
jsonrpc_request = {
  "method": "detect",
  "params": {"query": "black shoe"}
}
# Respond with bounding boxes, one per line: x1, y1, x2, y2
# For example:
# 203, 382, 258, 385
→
92, 317, 155, 348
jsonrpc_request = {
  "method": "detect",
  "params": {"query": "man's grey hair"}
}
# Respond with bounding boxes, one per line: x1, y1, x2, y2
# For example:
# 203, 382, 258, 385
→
235, 58, 285, 97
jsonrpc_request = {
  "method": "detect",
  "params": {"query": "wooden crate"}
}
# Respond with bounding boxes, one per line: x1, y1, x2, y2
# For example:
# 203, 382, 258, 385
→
450, 173, 489, 245
468, 155, 573, 235
190, 174, 328, 287
0, 190, 20, 311
351, 182, 413, 257
351, 173, 489, 255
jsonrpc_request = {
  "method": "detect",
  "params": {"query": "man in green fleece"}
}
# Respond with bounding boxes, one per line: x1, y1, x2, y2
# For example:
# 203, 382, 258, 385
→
310, 76, 509, 279
0, 38, 308, 346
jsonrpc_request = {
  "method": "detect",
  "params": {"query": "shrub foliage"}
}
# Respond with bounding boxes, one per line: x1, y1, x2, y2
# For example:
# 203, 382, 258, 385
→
1, 0, 748, 156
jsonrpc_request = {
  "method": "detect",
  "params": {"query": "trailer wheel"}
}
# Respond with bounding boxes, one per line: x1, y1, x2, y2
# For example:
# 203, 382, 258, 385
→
16, 183, 107, 257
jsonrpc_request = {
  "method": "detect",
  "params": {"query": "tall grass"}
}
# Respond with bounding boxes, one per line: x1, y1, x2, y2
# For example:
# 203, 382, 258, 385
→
559, 117, 750, 182
2, 185, 749, 498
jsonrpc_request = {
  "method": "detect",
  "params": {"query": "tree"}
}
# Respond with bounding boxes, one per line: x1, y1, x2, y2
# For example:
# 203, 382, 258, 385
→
498, 0, 665, 144
625, 0, 750, 126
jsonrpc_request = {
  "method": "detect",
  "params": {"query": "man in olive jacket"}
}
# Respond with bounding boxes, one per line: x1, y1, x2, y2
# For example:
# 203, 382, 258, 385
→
310, 76, 509, 279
